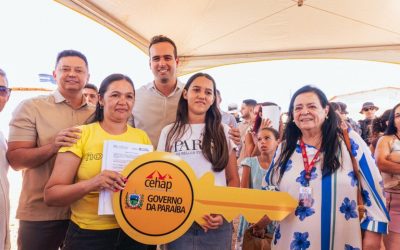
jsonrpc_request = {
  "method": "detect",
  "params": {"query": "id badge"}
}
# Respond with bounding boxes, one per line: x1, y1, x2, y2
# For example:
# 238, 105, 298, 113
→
298, 186, 313, 207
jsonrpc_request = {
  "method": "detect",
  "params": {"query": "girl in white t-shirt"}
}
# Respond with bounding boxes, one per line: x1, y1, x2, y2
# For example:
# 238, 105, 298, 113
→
157, 72, 240, 250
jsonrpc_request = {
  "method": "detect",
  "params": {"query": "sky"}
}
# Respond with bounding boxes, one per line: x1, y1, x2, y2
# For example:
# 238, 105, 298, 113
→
1, 0, 400, 134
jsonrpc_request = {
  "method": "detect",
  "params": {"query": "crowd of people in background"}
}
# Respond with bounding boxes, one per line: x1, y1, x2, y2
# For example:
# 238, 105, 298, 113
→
0, 34, 399, 250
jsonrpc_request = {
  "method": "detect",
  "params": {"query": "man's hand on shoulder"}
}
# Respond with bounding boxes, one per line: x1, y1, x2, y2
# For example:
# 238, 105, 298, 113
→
53, 127, 81, 153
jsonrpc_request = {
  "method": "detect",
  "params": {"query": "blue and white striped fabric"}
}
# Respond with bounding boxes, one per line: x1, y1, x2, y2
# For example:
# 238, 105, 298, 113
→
263, 130, 388, 250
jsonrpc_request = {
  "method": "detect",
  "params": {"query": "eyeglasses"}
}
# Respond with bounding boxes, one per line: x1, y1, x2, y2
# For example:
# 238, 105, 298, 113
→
0, 86, 11, 97
362, 107, 376, 112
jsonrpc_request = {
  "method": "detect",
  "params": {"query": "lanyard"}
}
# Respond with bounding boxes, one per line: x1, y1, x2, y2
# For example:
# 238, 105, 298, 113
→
300, 139, 320, 183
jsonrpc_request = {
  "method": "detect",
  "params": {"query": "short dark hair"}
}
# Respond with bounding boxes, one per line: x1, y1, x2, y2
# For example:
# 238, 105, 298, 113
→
55, 50, 88, 69
148, 35, 178, 58
242, 99, 257, 107
84, 83, 98, 92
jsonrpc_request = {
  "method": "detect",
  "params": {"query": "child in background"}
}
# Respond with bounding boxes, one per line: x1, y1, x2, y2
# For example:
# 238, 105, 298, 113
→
236, 127, 279, 250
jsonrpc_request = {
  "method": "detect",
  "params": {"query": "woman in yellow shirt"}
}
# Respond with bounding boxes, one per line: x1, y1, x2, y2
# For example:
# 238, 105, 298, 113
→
45, 73, 152, 250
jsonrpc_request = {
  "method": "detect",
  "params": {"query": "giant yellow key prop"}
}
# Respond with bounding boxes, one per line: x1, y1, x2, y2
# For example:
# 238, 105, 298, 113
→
113, 152, 297, 245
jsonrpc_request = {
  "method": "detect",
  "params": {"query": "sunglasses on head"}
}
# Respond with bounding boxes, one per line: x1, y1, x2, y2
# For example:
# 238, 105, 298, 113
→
0, 86, 11, 97
363, 107, 375, 112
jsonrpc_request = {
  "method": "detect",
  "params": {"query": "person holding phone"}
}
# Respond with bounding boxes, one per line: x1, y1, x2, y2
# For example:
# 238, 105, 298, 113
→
244, 102, 281, 157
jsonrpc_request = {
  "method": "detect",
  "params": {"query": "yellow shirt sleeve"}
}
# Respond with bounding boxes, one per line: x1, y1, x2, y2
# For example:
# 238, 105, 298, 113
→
58, 125, 87, 158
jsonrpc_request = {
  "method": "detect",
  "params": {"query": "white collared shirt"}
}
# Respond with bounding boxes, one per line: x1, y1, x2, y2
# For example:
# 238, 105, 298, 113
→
133, 80, 184, 148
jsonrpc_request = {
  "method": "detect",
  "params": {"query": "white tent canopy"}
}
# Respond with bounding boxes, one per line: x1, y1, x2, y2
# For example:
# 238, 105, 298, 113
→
330, 87, 400, 120
55, 0, 400, 75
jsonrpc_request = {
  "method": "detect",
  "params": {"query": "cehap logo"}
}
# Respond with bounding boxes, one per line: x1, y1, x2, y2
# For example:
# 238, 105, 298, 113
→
114, 153, 195, 244
144, 170, 173, 192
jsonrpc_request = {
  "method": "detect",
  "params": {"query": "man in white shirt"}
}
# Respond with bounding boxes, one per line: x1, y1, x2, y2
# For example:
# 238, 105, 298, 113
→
133, 36, 241, 250
133, 35, 184, 148
133, 35, 241, 149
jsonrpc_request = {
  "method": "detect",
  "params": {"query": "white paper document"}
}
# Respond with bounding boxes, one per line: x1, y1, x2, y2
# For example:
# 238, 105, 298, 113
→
262, 105, 281, 131
98, 140, 153, 215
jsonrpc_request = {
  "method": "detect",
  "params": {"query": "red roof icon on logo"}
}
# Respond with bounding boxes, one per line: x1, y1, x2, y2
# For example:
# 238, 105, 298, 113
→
146, 171, 173, 180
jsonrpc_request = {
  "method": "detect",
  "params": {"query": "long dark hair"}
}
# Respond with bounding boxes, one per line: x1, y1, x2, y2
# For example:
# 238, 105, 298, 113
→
93, 73, 135, 122
384, 103, 400, 136
165, 72, 229, 172
275, 85, 342, 183
372, 109, 391, 135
